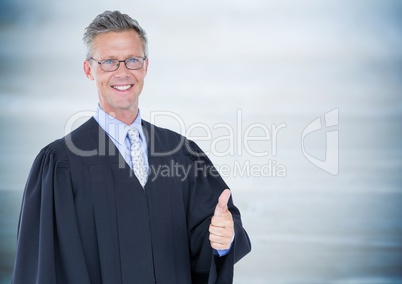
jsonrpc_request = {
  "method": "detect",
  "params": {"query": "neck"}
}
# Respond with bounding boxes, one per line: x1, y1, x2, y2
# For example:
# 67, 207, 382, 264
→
101, 105, 139, 125
116, 109, 139, 125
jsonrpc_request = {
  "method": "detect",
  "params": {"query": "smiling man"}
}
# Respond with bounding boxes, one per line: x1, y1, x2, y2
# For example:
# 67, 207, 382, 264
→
84, 29, 147, 125
12, 11, 251, 284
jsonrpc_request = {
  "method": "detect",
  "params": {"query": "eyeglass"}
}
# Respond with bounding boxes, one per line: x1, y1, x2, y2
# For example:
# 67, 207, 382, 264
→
90, 56, 147, 72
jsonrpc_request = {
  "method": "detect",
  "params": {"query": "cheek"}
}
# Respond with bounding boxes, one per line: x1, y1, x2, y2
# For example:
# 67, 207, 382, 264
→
134, 72, 147, 85
96, 75, 111, 88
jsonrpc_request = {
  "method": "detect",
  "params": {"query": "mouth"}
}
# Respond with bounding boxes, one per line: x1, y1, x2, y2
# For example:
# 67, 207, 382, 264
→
112, 84, 133, 91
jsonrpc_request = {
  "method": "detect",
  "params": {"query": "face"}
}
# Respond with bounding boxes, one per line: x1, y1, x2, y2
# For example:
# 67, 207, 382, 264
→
83, 30, 148, 117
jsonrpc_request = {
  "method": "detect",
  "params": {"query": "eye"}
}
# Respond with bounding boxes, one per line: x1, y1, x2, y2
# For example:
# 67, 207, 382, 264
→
102, 59, 115, 65
128, 57, 139, 63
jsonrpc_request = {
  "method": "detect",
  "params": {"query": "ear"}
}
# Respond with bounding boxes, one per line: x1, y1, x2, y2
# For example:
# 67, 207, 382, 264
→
83, 60, 94, 80
144, 57, 149, 76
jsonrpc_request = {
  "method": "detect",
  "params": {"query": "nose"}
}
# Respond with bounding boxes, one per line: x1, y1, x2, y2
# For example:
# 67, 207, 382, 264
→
114, 62, 131, 77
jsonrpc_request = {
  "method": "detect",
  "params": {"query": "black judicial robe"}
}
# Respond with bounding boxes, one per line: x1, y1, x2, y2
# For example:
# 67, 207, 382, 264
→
12, 118, 251, 284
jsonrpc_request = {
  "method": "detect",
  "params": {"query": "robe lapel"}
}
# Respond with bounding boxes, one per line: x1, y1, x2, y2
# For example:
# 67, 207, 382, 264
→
89, 123, 155, 283
142, 121, 191, 283
89, 119, 191, 283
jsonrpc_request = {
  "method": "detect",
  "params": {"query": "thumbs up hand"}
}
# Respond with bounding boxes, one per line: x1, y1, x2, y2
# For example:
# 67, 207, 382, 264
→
209, 189, 234, 250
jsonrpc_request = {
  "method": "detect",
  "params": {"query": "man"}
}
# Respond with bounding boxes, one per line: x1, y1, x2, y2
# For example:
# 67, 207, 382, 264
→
12, 10, 251, 284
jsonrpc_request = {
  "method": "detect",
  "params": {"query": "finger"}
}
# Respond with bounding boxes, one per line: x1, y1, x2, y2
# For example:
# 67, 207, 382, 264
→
210, 215, 233, 228
214, 189, 231, 217
209, 233, 232, 250
210, 240, 231, 251
209, 224, 233, 238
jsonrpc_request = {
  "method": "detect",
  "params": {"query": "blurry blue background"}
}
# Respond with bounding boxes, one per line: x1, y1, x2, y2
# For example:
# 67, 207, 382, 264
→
1, 0, 402, 283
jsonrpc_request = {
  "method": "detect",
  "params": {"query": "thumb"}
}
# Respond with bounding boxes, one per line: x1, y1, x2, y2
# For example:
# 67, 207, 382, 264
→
214, 189, 231, 217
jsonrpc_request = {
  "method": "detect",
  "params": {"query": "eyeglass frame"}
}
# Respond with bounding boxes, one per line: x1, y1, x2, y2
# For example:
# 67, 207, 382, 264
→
90, 56, 147, 72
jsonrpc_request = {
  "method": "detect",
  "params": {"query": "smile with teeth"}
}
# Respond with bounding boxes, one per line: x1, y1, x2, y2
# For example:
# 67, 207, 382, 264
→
112, 85, 133, 91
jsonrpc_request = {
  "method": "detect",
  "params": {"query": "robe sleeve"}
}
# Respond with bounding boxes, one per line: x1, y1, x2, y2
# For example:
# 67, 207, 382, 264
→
183, 139, 251, 284
12, 141, 91, 284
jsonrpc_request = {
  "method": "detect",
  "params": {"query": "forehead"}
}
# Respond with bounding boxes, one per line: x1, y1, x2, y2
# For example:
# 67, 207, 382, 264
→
92, 30, 144, 58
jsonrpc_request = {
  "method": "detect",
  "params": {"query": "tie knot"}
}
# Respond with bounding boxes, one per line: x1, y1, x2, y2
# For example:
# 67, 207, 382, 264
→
128, 127, 141, 152
127, 127, 139, 142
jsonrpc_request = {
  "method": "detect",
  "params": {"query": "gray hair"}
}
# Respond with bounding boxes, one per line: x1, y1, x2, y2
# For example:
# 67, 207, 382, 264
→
83, 10, 148, 60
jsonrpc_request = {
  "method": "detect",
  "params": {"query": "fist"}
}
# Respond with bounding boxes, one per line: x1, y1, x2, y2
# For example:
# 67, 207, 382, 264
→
209, 189, 234, 250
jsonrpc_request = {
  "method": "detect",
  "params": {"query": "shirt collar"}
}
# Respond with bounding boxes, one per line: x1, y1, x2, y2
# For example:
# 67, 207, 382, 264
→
94, 105, 145, 147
